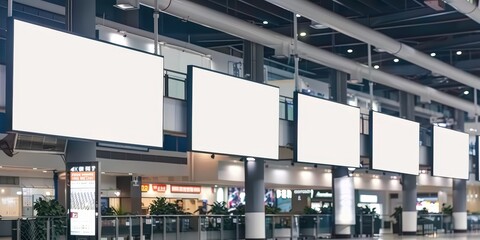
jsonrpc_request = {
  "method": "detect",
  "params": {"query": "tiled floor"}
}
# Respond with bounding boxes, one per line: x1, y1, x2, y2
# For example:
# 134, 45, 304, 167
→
0, 233, 479, 239
333, 232, 480, 239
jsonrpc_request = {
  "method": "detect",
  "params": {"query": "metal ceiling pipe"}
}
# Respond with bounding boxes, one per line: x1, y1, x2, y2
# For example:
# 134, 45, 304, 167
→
267, 0, 480, 91
141, 0, 477, 114
444, 0, 480, 23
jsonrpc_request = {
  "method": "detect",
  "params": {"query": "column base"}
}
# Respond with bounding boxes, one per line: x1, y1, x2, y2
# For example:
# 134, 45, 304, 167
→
402, 231, 417, 235
333, 234, 352, 238
454, 229, 468, 233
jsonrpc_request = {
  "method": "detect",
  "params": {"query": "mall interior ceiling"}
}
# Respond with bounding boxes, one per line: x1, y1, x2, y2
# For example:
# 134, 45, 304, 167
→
9, 0, 480, 118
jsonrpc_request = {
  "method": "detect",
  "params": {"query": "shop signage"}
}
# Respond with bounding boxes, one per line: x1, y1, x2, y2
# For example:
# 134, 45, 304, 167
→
141, 184, 167, 192
313, 190, 332, 198
359, 194, 378, 203
170, 185, 201, 194
293, 189, 312, 195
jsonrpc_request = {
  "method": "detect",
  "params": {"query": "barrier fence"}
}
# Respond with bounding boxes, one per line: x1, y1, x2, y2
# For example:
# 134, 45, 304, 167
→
4, 213, 480, 239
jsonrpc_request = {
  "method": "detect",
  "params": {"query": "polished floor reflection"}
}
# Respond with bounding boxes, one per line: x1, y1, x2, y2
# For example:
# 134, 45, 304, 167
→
339, 232, 480, 239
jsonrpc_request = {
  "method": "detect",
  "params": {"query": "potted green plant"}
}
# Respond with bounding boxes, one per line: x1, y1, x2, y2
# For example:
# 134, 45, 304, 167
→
390, 206, 402, 234
208, 201, 228, 215
442, 203, 453, 231
149, 197, 185, 215
355, 205, 381, 236
33, 197, 66, 240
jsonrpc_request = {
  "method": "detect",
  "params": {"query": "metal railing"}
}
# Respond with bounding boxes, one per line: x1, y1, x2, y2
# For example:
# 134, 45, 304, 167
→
10, 216, 67, 240
100, 214, 333, 240
5, 213, 480, 239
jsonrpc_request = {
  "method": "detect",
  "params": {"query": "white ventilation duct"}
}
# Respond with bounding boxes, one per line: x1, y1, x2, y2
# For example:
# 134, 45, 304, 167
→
140, 0, 478, 114
267, 0, 480, 91
444, 0, 480, 23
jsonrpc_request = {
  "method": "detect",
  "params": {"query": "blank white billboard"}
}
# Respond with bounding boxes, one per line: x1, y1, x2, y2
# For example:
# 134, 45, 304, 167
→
188, 66, 279, 159
11, 20, 164, 147
371, 111, 420, 175
295, 93, 360, 167
433, 126, 469, 179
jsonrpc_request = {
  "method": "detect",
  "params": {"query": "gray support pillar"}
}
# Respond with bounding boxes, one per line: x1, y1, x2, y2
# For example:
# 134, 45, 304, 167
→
453, 109, 467, 232
332, 167, 355, 238
244, 159, 265, 239
66, 0, 96, 37
64, 3, 98, 238
331, 70, 355, 238
331, 70, 348, 103
399, 91, 417, 235
117, 176, 143, 215
243, 40, 265, 240
243, 40, 265, 82
401, 175, 417, 235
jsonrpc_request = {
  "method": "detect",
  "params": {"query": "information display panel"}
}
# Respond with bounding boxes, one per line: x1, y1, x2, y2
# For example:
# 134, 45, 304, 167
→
295, 93, 360, 167
187, 66, 279, 159
10, 19, 164, 147
370, 111, 420, 175
432, 126, 469, 179
67, 162, 99, 237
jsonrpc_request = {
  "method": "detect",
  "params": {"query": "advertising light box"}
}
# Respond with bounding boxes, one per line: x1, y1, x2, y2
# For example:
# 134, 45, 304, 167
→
370, 111, 420, 175
68, 163, 98, 236
432, 126, 469, 179
295, 93, 360, 167
10, 19, 164, 147
187, 66, 279, 159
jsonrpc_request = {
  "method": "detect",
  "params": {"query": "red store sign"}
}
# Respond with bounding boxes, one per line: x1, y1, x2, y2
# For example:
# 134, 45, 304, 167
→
170, 185, 202, 194
141, 184, 167, 192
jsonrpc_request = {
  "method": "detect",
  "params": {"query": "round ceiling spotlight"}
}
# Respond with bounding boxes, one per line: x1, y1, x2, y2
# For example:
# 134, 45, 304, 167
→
262, 20, 269, 25
299, 32, 307, 37
456, 51, 462, 55
347, 49, 353, 53
464, 90, 470, 95
373, 65, 380, 69
393, 58, 399, 63
430, 52, 436, 57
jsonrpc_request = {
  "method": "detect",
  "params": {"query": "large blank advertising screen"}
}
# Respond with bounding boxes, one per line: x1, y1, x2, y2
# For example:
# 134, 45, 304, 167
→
187, 66, 279, 159
433, 126, 469, 179
11, 19, 164, 147
370, 111, 420, 175
295, 93, 360, 167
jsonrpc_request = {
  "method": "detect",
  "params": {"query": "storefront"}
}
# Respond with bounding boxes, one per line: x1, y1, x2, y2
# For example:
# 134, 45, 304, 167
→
141, 184, 215, 214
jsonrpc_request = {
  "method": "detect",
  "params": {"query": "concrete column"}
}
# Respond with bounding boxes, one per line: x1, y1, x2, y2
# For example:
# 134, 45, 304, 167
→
66, 0, 96, 37
244, 159, 265, 239
331, 70, 348, 103
332, 167, 355, 238
401, 174, 417, 235
331, 70, 355, 238
243, 40, 265, 82
243, 40, 265, 240
117, 176, 142, 214
453, 109, 467, 232
399, 91, 417, 235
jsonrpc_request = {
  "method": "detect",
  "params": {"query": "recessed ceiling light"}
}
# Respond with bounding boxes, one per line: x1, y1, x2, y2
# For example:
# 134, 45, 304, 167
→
101, 172, 106, 174
262, 20, 269, 25
373, 65, 380, 69
0, 166, 3, 168
430, 52, 436, 57
347, 49, 353, 53
299, 32, 307, 37
393, 58, 399, 63
246, 157, 256, 161
33, 168, 37, 170
42, 170, 47, 173
464, 90, 470, 95
456, 51, 462, 55
128, 173, 133, 175
296, 14, 301, 18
